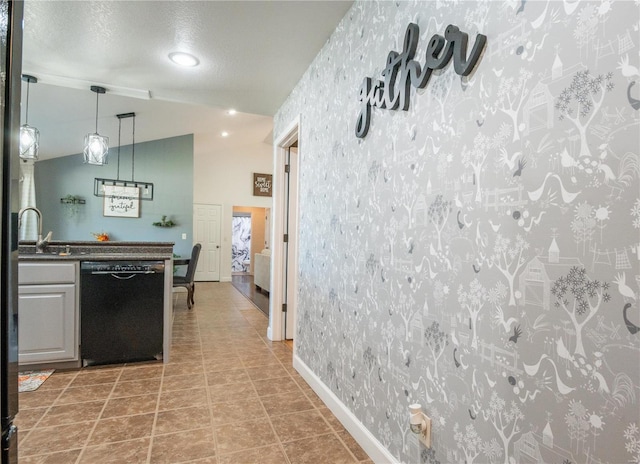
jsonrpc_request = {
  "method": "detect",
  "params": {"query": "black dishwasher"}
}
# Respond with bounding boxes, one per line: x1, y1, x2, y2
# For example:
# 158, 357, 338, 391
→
80, 261, 164, 366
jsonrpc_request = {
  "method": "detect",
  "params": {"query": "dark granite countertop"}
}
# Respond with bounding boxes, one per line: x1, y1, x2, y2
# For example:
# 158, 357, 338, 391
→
19, 240, 174, 261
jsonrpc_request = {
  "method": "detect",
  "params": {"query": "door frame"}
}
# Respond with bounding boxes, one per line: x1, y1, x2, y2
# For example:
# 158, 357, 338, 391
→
268, 116, 300, 342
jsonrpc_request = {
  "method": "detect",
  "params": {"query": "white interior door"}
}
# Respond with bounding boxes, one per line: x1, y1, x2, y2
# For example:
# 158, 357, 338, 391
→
193, 203, 221, 281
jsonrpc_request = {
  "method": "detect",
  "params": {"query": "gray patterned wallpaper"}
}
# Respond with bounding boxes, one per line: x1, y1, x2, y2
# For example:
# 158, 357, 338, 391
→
275, 1, 640, 463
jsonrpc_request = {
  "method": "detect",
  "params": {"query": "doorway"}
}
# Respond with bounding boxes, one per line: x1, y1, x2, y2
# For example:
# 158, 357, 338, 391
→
230, 206, 270, 316
270, 117, 300, 343
232, 212, 252, 273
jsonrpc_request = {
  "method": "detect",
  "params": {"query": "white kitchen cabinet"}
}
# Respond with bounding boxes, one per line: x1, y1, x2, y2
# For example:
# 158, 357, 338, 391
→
18, 261, 79, 365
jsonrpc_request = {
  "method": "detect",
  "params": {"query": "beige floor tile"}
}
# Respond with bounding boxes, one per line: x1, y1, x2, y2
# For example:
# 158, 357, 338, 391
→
202, 357, 243, 373
245, 364, 289, 381
252, 376, 303, 397
69, 368, 122, 387
20, 422, 93, 456
36, 372, 77, 391
217, 444, 287, 464
318, 407, 348, 433
111, 378, 162, 398
14, 407, 47, 431
161, 373, 206, 392
259, 392, 315, 417
150, 427, 216, 463
209, 398, 265, 426
79, 437, 150, 464
205, 368, 250, 386
37, 401, 104, 427
270, 409, 332, 443
163, 361, 204, 377
241, 354, 282, 368
283, 433, 357, 464
154, 406, 211, 435
338, 430, 370, 461
19, 389, 63, 410
199, 346, 237, 357
158, 387, 208, 411
168, 352, 200, 364
214, 418, 277, 454
54, 384, 112, 405
118, 363, 164, 381
182, 457, 218, 464
102, 394, 159, 418
208, 382, 257, 404
88, 413, 155, 445
18, 449, 82, 463
170, 346, 203, 358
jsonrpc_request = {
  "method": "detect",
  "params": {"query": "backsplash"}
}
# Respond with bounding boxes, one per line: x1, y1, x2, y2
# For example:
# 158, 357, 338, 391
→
275, 1, 639, 463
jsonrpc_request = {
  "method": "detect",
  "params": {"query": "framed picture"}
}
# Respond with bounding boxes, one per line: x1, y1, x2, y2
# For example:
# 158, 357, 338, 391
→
253, 173, 272, 197
103, 185, 140, 218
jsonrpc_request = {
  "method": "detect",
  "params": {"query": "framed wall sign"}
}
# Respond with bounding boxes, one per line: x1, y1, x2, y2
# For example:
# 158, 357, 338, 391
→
253, 173, 272, 197
103, 185, 140, 218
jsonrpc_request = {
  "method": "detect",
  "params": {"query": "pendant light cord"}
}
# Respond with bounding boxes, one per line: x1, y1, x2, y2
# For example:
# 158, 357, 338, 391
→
131, 114, 136, 181
94, 90, 99, 134
117, 117, 122, 180
24, 80, 30, 125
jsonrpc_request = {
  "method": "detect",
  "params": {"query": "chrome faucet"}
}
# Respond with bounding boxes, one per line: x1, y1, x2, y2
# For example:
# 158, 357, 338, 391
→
18, 206, 51, 253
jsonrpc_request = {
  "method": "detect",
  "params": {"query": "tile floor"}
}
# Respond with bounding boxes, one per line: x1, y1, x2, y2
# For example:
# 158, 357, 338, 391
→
16, 282, 372, 464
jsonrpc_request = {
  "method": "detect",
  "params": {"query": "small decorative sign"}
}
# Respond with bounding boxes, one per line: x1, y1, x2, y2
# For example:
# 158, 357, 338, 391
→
356, 23, 487, 138
253, 173, 272, 197
103, 185, 140, 218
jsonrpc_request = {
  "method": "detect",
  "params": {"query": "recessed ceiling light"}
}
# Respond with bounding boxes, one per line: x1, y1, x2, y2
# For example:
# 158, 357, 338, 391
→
168, 52, 200, 67
221, 131, 229, 137
227, 109, 237, 115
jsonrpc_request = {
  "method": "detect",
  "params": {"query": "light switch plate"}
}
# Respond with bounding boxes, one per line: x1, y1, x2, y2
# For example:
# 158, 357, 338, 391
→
181, 233, 187, 240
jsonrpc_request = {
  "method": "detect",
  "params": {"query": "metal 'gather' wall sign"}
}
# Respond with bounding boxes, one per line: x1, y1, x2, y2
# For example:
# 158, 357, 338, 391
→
356, 23, 487, 138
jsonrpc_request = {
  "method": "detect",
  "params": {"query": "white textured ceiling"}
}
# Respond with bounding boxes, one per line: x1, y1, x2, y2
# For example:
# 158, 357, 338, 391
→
21, 0, 353, 159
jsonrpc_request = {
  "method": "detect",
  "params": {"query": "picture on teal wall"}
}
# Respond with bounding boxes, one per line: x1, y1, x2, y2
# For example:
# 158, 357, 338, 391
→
102, 185, 140, 218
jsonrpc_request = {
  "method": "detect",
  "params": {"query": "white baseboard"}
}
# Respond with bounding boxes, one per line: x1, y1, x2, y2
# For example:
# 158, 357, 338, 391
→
220, 276, 232, 282
293, 354, 399, 464
267, 325, 273, 340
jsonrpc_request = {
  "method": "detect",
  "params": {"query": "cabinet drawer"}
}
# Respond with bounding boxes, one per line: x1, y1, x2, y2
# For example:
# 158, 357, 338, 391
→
19, 262, 77, 285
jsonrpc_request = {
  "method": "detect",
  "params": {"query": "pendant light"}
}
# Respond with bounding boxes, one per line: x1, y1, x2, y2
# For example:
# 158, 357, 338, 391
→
93, 112, 154, 200
83, 85, 109, 165
19, 75, 40, 160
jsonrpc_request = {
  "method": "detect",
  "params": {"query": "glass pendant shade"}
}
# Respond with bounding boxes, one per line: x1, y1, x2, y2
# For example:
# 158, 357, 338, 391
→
84, 85, 108, 165
19, 124, 39, 160
20, 75, 39, 160
83, 133, 109, 165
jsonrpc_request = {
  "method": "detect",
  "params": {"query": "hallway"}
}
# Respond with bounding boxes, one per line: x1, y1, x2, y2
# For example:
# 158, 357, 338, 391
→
15, 283, 370, 463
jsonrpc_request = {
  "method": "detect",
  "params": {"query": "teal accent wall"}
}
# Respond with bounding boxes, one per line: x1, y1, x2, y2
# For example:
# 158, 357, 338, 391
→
34, 134, 194, 257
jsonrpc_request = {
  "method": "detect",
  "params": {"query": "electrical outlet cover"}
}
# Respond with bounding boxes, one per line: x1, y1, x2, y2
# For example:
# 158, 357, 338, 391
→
419, 415, 431, 448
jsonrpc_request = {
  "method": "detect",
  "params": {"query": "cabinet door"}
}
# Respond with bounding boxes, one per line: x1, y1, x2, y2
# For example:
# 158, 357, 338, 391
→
18, 284, 77, 364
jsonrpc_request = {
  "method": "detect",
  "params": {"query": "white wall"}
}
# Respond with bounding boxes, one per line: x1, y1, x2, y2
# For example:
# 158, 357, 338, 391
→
193, 116, 273, 281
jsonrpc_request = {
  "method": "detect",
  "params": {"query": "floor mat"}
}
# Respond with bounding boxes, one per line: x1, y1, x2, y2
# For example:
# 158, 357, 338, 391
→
18, 370, 55, 393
